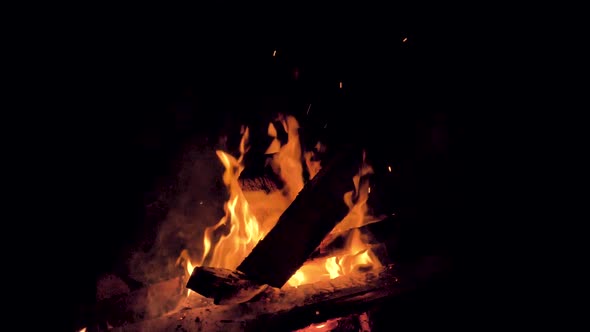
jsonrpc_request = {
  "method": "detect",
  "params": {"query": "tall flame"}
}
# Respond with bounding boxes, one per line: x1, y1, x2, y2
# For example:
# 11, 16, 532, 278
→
191, 127, 267, 270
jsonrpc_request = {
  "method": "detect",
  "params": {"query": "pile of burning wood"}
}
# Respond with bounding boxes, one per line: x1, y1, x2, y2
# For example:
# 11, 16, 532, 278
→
77, 114, 450, 332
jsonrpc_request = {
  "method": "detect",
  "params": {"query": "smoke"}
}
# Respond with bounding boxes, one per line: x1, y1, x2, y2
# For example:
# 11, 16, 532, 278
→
127, 139, 228, 284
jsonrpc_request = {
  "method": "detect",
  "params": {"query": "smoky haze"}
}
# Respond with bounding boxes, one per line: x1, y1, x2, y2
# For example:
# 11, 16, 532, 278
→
126, 140, 229, 284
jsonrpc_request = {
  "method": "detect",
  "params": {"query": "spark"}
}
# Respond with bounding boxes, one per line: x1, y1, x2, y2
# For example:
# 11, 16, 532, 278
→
339, 81, 343, 89
306, 104, 312, 115
402, 37, 408, 42
388, 166, 392, 172
273, 50, 277, 56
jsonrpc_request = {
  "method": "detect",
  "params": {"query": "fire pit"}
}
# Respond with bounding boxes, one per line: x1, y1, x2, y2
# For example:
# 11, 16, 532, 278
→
77, 112, 451, 332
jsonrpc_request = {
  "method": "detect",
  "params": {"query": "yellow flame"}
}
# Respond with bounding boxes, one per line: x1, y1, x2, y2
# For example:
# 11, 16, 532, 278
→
180, 127, 268, 280
202, 128, 268, 269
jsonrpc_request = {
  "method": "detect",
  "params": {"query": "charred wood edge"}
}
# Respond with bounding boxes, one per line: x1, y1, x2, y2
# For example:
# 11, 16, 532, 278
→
185, 219, 393, 305
308, 215, 394, 261
237, 147, 364, 288
186, 266, 270, 305
238, 154, 283, 193
238, 174, 281, 193
186, 242, 389, 307
79, 276, 187, 332
246, 256, 448, 332
113, 256, 450, 332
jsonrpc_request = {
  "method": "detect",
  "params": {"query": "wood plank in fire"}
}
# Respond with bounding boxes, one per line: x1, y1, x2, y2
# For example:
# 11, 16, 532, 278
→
236, 147, 364, 288
113, 256, 449, 332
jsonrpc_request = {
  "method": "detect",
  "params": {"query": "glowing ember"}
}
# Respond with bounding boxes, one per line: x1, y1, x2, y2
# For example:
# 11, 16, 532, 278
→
294, 317, 341, 331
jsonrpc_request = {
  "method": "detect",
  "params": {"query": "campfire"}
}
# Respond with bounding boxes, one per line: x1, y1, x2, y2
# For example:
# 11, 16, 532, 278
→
79, 113, 448, 332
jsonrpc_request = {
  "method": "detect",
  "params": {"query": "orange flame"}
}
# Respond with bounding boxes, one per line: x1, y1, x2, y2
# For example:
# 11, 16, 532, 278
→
287, 152, 382, 288
181, 115, 381, 293
192, 127, 269, 270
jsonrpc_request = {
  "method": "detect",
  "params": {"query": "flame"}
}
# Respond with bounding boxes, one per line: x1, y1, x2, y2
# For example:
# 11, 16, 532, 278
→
181, 117, 305, 278
270, 114, 305, 200
79, 328, 86, 332
191, 127, 269, 270
180, 114, 381, 293
287, 153, 382, 288
304, 141, 324, 180
294, 317, 341, 331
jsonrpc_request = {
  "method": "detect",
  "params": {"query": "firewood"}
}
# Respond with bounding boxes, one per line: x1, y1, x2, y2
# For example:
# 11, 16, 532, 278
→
113, 256, 450, 332
237, 147, 365, 288
238, 154, 282, 193
185, 266, 270, 305
308, 215, 394, 261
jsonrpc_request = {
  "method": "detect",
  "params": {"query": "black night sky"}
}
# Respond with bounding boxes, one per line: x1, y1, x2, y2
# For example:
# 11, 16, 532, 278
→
35, 6, 486, 331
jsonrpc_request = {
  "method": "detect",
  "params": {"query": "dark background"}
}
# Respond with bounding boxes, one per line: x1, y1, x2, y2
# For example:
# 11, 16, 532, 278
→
33, 5, 485, 331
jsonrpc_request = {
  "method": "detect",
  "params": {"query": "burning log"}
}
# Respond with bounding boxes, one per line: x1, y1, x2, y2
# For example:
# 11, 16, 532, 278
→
238, 155, 283, 193
186, 266, 270, 305
113, 256, 449, 332
187, 240, 389, 306
308, 215, 394, 261
236, 147, 364, 288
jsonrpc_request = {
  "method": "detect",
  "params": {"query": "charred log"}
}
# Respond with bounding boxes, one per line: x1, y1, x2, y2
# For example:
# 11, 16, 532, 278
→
238, 154, 283, 193
236, 147, 364, 288
308, 215, 395, 261
186, 267, 269, 305
186, 242, 389, 306
114, 256, 450, 332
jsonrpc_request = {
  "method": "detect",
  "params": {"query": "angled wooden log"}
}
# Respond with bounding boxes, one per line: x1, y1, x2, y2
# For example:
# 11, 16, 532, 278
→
236, 146, 364, 288
308, 215, 394, 261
